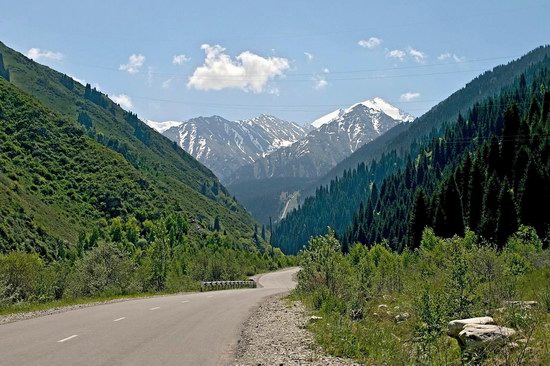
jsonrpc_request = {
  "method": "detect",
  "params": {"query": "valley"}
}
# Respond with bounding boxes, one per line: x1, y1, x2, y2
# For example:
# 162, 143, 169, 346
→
0, 2, 549, 365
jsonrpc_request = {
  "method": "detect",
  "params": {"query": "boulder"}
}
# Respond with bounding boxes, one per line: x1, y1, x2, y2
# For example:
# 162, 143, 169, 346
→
447, 317, 496, 338
458, 324, 516, 349
395, 312, 410, 322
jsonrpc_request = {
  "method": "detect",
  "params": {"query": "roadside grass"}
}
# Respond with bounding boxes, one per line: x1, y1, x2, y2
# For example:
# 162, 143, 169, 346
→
0, 291, 172, 318
295, 229, 550, 365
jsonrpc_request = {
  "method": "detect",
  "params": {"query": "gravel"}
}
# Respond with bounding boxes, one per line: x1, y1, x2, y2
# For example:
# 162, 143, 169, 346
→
233, 295, 360, 366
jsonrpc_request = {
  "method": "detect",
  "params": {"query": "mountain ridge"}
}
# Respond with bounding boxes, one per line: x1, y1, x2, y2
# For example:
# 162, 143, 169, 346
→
160, 114, 306, 182
228, 97, 414, 184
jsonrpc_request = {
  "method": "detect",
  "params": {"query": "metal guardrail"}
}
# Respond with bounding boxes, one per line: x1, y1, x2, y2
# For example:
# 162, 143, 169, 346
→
200, 280, 257, 291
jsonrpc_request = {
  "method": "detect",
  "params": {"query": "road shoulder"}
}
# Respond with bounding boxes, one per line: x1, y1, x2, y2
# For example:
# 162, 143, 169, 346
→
233, 294, 360, 365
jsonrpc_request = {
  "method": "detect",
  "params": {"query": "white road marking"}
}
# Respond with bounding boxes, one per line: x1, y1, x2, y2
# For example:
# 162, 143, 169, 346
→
150, 307, 160, 310
113, 317, 126, 322
181, 300, 190, 303
57, 335, 78, 343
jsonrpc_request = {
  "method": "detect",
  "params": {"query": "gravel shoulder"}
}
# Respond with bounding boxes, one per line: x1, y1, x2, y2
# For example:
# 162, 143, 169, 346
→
233, 294, 360, 366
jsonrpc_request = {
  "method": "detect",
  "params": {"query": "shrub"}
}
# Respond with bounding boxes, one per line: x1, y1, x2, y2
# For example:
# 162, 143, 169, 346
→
64, 242, 136, 298
0, 251, 43, 302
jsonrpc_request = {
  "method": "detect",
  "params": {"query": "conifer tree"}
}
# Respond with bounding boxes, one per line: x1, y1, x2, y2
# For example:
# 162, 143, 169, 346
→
407, 188, 429, 250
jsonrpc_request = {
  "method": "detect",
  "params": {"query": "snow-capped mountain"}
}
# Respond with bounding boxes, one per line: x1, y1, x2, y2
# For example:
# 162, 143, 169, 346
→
146, 120, 184, 133
161, 114, 306, 182
311, 97, 414, 128
229, 98, 414, 183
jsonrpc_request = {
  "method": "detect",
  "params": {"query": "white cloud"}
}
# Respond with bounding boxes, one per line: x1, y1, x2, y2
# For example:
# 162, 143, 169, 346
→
162, 77, 174, 88
267, 86, 281, 96
386, 49, 406, 61
304, 52, 314, 62
110, 94, 133, 110
314, 78, 328, 90
173, 54, 190, 65
408, 47, 427, 63
358, 37, 382, 49
312, 68, 329, 90
119, 54, 145, 74
26, 48, 64, 61
187, 44, 290, 93
68, 75, 85, 85
438, 52, 466, 62
400, 92, 421, 101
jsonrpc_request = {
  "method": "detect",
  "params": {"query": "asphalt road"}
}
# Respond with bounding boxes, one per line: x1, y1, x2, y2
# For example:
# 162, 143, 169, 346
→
0, 267, 299, 366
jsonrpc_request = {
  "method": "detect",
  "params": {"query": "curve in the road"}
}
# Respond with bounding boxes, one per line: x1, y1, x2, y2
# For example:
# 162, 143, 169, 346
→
0, 267, 299, 366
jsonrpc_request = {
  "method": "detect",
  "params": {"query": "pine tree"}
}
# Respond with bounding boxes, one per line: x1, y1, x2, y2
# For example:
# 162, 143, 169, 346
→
496, 180, 518, 248
407, 188, 429, 250
479, 174, 500, 241
467, 157, 485, 231
0, 53, 9, 81
518, 160, 547, 236
433, 177, 464, 238
213, 216, 221, 232
500, 104, 520, 178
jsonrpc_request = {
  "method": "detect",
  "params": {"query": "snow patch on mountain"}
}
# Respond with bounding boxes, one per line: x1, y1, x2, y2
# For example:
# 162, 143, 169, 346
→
146, 120, 184, 133
310, 97, 414, 129
160, 114, 306, 182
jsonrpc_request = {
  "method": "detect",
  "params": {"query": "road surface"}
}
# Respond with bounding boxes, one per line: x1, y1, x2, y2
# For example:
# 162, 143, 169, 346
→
0, 267, 299, 366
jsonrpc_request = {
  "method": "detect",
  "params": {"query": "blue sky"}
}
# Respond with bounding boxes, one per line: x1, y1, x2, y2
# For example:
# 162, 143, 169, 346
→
1, 0, 549, 124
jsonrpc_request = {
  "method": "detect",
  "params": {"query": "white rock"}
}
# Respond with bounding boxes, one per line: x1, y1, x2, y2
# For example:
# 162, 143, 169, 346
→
458, 324, 516, 349
377, 304, 388, 310
447, 317, 496, 338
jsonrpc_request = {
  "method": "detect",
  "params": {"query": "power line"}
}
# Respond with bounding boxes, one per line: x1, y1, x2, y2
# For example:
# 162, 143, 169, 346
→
63, 54, 520, 79
123, 91, 550, 113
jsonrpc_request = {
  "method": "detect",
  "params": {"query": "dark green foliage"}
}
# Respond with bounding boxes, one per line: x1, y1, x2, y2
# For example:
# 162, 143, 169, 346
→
213, 216, 221, 232
407, 189, 429, 250
274, 47, 550, 254
0, 41, 260, 257
0, 214, 295, 305
0, 53, 9, 81
84, 83, 108, 108
296, 228, 550, 365
77, 111, 93, 129
312, 46, 550, 191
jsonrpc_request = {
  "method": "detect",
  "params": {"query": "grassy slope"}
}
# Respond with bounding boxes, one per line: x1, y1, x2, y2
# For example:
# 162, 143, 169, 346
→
0, 41, 258, 252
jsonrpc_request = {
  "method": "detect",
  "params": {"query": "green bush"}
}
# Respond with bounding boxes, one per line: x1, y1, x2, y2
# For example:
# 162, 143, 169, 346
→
296, 226, 550, 365
64, 242, 136, 298
0, 251, 43, 302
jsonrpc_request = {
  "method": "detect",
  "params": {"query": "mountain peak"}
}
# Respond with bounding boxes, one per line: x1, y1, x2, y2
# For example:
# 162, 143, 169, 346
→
311, 97, 414, 128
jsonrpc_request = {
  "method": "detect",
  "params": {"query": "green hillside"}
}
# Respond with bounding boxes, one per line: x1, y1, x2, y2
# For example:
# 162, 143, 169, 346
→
0, 41, 259, 258
314, 46, 550, 190
273, 46, 550, 253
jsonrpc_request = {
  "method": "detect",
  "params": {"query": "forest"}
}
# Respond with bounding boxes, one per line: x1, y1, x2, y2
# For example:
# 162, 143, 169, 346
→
273, 47, 550, 254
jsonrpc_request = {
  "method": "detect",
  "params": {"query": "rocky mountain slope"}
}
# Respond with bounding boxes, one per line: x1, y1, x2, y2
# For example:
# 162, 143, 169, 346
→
228, 98, 414, 184
158, 114, 305, 182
